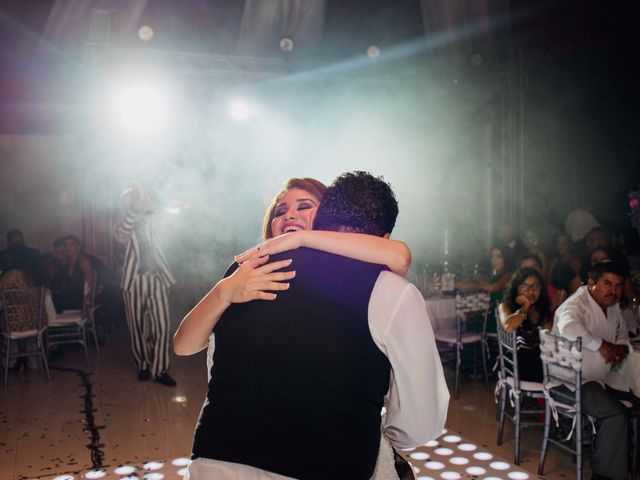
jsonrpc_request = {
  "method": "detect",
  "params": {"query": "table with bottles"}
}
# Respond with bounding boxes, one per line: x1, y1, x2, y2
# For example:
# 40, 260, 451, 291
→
425, 290, 490, 330
421, 262, 491, 331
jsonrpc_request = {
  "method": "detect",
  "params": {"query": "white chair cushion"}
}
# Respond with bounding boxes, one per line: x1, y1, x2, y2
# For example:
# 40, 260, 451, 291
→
49, 312, 85, 326
460, 333, 483, 344
505, 376, 545, 392
6, 329, 39, 340
434, 329, 458, 343
435, 330, 483, 344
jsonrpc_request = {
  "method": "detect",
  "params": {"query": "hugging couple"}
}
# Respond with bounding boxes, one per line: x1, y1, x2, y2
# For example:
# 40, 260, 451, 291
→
174, 171, 449, 480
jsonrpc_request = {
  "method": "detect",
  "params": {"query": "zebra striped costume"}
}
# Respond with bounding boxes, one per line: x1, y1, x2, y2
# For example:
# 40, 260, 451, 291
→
115, 207, 175, 378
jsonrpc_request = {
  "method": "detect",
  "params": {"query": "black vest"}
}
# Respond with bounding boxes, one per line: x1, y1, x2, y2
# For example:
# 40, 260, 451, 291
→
192, 248, 390, 479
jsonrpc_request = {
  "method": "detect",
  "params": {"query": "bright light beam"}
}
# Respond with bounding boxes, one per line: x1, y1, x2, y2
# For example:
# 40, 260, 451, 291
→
107, 80, 175, 137
229, 99, 253, 121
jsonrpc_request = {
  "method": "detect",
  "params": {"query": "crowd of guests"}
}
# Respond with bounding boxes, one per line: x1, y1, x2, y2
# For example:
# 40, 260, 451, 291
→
455, 215, 639, 480
458, 220, 639, 332
0, 228, 121, 344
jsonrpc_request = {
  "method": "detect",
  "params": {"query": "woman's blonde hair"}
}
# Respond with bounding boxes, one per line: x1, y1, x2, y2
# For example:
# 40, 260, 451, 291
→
262, 177, 327, 240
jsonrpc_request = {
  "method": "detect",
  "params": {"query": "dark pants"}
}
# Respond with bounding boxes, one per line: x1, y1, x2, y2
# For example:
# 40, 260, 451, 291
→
581, 381, 632, 480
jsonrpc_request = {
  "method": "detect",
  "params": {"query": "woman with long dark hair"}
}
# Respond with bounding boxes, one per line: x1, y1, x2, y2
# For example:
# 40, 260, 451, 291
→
498, 267, 552, 382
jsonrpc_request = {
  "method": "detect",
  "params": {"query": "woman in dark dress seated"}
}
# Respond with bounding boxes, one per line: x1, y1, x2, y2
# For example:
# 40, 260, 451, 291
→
498, 267, 552, 382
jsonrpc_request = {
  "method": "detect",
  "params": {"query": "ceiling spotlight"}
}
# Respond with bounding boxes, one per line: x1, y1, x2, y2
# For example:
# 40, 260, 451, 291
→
279, 36, 294, 52
138, 25, 154, 42
367, 45, 380, 59
469, 52, 483, 66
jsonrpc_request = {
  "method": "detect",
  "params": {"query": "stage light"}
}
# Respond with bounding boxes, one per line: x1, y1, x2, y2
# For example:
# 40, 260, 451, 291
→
367, 45, 380, 59
229, 100, 253, 121
279, 36, 294, 52
138, 25, 154, 42
107, 79, 175, 136
469, 52, 483, 66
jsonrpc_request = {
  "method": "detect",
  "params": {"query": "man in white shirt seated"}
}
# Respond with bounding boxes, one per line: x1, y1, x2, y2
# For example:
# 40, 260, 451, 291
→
553, 260, 636, 480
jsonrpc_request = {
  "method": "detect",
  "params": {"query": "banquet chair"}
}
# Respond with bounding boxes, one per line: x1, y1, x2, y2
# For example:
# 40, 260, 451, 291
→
495, 318, 544, 465
1, 287, 50, 387
47, 278, 98, 367
434, 306, 489, 399
538, 329, 591, 480
539, 330, 640, 479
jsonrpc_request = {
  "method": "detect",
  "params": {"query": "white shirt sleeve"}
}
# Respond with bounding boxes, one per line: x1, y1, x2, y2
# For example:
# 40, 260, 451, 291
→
114, 207, 142, 243
369, 272, 449, 448
554, 294, 602, 351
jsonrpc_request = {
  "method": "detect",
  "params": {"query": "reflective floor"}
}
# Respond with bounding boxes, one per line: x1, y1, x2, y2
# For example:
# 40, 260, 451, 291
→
0, 327, 583, 480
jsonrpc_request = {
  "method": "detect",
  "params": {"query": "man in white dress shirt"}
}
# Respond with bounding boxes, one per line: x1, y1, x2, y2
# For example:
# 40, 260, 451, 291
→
553, 260, 634, 480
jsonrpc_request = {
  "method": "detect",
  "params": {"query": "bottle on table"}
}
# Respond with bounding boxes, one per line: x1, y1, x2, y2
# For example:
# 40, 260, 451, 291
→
442, 260, 455, 293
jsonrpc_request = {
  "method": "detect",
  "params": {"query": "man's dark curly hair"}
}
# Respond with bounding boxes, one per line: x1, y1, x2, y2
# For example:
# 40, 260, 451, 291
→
313, 171, 398, 237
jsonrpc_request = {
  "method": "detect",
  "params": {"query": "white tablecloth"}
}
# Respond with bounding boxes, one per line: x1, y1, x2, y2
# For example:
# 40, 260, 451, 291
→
425, 296, 456, 331
425, 291, 490, 332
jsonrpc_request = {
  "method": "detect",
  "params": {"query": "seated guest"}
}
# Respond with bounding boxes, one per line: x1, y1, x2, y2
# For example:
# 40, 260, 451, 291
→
85, 250, 120, 341
498, 223, 525, 262
587, 246, 636, 309
572, 226, 613, 283
585, 226, 613, 253
564, 199, 600, 243
589, 246, 611, 268
0, 246, 37, 290
553, 260, 638, 480
0, 246, 54, 371
550, 261, 576, 310
47, 237, 68, 312
498, 267, 552, 382
56, 235, 95, 311
458, 244, 514, 297
519, 253, 563, 312
547, 232, 572, 284
0, 229, 45, 286
458, 245, 515, 334
522, 228, 549, 277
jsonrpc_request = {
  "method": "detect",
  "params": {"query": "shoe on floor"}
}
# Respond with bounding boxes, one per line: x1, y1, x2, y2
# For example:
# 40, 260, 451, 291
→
154, 372, 177, 387
137, 369, 151, 381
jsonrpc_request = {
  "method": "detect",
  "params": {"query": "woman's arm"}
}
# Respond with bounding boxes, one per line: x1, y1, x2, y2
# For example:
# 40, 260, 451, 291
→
480, 271, 512, 293
498, 298, 530, 333
173, 257, 295, 356
235, 231, 412, 276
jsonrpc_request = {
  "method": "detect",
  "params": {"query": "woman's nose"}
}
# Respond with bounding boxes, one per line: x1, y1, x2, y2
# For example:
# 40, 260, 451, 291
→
284, 209, 296, 221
